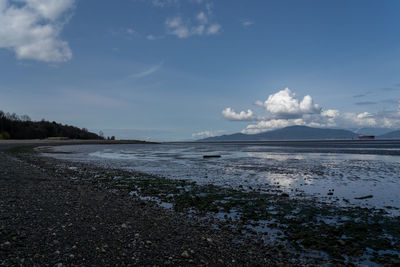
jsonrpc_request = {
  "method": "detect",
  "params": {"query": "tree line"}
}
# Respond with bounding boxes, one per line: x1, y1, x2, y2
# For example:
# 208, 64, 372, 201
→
0, 110, 103, 140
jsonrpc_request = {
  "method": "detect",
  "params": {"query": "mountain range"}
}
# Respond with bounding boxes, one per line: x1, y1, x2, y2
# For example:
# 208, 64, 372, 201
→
199, 126, 400, 141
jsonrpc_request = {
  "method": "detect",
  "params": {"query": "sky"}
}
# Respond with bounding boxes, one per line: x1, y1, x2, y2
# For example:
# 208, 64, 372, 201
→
1, 0, 400, 141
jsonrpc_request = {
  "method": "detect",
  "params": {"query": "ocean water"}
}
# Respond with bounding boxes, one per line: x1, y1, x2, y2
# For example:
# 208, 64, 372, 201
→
41, 142, 400, 214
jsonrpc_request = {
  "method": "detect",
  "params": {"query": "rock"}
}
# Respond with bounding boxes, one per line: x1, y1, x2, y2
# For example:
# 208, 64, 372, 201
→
121, 223, 128, 228
203, 155, 221, 159
206, 237, 213, 243
181, 251, 190, 258
355, 195, 373, 200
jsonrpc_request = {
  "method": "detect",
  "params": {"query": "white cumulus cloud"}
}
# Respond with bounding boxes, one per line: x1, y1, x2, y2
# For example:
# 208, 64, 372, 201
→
341, 112, 377, 127
222, 107, 255, 121
0, 0, 74, 62
258, 88, 321, 118
321, 109, 340, 118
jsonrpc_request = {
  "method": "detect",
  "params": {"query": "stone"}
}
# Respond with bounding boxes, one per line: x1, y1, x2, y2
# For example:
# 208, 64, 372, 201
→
181, 251, 190, 258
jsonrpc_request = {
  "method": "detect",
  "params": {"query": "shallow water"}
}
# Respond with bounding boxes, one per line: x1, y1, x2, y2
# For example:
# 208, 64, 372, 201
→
41, 142, 400, 215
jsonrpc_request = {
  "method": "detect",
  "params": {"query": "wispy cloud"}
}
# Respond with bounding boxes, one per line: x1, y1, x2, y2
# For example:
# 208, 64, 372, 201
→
381, 98, 400, 104
163, 1, 221, 39
379, 87, 400, 92
150, 0, 179, 7
63, 89, 124, 107
130, 63, 163, 78
137, 0, 221, 39
165, 13, 221, 38
353, 86, 400, 98
146, 34, 164, 40
241, 19, 254, 27
353, 93, 369, 98
355, 101, 377, 106
192, 130, 225, 138
126, 28, 136, 35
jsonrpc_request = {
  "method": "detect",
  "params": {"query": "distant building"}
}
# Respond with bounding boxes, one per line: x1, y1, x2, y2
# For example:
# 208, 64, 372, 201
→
358, 135, 375, 140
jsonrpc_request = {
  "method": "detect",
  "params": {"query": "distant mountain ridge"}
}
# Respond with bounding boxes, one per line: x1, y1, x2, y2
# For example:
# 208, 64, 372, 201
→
199, 125, 400, 141
378, 130, 400, 139
354, 127, 395, 136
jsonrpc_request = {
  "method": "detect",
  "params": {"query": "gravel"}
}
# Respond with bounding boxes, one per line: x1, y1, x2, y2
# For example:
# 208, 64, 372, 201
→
0, 147, 301, 266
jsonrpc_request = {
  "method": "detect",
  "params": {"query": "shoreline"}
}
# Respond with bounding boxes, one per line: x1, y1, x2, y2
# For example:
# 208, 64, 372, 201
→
0, 139, 158, 146
1, 144, 400, 265
0, 144, 292, 266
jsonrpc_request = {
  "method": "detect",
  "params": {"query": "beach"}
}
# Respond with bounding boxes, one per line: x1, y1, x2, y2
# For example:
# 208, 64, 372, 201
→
1, 141, 400, 265
0, 142, 296, 266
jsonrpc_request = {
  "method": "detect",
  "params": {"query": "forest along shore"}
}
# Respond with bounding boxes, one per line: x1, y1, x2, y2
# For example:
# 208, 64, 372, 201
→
1, 143, 400, 265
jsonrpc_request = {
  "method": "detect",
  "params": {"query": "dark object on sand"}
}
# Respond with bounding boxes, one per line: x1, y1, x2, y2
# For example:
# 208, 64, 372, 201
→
203, 155, 221, 159
355, 195, 373, 200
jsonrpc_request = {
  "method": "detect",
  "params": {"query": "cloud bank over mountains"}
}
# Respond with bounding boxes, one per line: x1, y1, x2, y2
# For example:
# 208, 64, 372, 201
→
222, 88, 400, 134
0, 0, 74, 62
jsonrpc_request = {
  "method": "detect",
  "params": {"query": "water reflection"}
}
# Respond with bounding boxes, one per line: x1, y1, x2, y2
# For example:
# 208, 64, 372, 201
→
42, 143, 400, 214
247, 152, 305, 161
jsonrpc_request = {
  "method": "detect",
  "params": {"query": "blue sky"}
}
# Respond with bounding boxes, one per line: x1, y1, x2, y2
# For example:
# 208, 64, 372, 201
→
1, 0, 400, 140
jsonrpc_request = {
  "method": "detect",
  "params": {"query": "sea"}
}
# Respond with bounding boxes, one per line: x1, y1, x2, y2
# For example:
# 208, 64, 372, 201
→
40, 140, 400, 215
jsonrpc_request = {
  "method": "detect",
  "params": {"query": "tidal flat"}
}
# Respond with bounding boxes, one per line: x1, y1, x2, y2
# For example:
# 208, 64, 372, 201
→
2, 142, 400, 265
